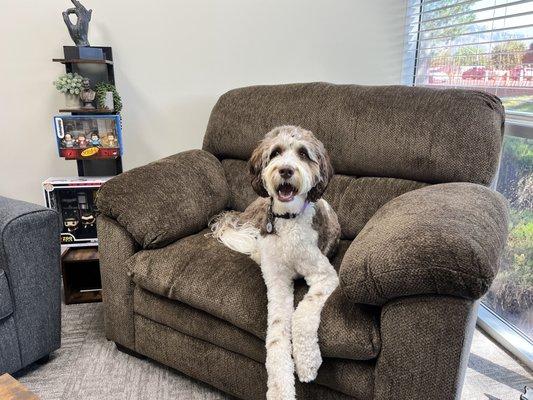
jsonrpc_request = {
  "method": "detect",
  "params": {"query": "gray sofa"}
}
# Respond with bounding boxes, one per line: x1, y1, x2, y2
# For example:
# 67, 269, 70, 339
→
0, 196, 62, 374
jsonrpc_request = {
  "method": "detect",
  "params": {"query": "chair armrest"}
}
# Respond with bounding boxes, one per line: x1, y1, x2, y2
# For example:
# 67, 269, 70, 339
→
339, 183, 509, 305
373, 295, 478, 400
97, 215, 137, 349
97, 149, 230, 249
0, 196, 62, 366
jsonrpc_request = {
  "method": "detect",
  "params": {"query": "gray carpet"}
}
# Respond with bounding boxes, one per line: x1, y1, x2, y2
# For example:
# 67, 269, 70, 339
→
15, 302, 231, 400
14, 302, 532, 400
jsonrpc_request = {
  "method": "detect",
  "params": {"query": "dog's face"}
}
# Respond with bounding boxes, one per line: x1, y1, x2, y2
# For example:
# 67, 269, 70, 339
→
249, 126, 333, 203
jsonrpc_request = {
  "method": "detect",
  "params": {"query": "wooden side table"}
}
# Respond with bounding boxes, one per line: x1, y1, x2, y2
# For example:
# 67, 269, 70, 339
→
61, 246, 102, 304
0, 374, 39, 400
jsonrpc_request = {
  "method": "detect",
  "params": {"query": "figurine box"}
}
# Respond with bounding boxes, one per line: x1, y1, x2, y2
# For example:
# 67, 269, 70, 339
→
53, 115, 123, 160
43, 177, 111, 247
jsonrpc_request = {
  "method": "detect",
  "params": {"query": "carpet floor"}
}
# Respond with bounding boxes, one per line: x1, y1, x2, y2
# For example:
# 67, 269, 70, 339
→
14, 302, 532, 400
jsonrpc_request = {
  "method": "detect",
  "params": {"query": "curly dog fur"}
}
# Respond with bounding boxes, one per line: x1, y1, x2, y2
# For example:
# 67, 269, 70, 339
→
210, 126, 340, 400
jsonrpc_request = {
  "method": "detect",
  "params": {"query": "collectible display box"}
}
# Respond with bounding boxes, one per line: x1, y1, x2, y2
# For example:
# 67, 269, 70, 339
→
43, 177, 111, 247
53, 115, 123, 160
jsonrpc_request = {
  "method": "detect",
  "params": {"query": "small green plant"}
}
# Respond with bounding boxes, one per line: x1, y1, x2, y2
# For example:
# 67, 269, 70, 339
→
53, 72, 84, 95
95, 82, 122, 113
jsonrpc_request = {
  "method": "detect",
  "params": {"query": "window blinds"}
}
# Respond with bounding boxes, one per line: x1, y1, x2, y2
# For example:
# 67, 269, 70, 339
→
403, 0, 533, 114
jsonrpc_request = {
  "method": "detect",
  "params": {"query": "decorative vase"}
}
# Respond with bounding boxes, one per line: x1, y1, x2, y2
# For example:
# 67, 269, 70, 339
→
104, 91, 114, 110
65, 93, 81, 109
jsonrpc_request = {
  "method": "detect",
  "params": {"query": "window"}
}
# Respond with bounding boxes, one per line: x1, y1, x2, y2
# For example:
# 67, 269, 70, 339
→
404, 0, 533, 115
404, 0, 533, 368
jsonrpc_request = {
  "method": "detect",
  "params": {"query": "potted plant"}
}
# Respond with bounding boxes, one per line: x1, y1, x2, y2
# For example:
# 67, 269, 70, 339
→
95, 82, 122, 112
53, 72, 85, 108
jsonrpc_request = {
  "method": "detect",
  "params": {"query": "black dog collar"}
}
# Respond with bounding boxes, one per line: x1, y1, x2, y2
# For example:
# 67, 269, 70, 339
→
273, 212, 299, 219
265, 198, 307, 234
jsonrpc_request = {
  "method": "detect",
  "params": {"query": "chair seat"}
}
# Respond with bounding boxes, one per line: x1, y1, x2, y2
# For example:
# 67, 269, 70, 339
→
126, 230, 381, 361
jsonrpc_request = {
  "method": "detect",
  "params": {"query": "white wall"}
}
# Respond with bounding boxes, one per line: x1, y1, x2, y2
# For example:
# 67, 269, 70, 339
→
0, 0, 406, 204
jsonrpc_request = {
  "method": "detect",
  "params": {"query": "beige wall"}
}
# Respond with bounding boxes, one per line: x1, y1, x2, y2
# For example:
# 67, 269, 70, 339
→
0, 0, 406, 204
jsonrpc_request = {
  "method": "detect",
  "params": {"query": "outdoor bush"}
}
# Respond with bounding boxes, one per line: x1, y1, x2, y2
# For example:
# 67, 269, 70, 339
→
487, 136, 533, 335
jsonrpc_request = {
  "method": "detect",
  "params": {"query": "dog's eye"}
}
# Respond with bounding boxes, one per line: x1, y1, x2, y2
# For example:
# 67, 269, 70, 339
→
269, 148, 281, 160
298, 148, 309, 160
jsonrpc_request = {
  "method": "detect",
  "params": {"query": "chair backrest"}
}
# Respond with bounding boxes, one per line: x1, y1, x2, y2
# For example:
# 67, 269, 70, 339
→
203, 82, 505, 185
202, 83, 505, 240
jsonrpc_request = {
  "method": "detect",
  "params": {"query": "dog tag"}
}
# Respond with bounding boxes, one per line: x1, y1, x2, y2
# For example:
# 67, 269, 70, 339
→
266, 221, 273, 233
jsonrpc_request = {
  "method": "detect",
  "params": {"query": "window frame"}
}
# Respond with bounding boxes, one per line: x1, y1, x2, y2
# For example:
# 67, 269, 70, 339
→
403, 0, 533, 368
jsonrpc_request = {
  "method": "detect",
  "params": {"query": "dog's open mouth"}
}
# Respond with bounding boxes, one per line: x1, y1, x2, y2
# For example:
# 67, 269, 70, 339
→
277, 183, 297, 202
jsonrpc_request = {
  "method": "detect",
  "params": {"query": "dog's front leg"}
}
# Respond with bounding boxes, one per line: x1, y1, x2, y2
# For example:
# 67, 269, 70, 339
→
261, 262, 296, 400
292, 257, 339, 383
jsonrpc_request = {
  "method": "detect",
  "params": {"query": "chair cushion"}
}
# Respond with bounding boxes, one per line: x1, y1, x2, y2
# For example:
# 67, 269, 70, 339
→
127, 230, 381, 361
0, 269, 13, 321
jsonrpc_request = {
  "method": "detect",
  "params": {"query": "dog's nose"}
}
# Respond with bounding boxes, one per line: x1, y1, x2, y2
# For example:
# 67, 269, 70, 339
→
279, 167, 294, 179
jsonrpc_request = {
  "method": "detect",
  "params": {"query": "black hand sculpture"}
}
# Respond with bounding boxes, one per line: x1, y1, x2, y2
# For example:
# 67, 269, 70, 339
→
62, 0, 92, 47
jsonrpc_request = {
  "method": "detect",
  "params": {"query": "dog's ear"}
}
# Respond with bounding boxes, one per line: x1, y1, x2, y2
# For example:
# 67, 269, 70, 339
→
307, 149, 333, 202
248, 143, 269, 197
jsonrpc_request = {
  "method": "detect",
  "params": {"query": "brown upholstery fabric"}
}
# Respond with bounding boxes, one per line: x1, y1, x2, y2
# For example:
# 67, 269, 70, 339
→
340, 183, 509, 305
134, 288, 375, 398
127, 231, 380, 360
135, 315, 363, 400
374, 296, 478, 400
221, 159, 257, 211
203, 83, 504, 185
97, 150, 229, 249
134, 287, 266, 363
222, 159, 427, 239
323, 176, 427, 239
97, 215, 137, 348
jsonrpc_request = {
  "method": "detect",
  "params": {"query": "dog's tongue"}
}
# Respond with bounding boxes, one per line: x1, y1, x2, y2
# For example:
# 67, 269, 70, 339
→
278, 184, 295, 202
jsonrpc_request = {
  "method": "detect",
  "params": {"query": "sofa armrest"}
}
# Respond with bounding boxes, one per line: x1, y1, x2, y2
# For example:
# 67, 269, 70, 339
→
97, 149, 230, 249
339, 183, 509, 305
0, 196, 62, 369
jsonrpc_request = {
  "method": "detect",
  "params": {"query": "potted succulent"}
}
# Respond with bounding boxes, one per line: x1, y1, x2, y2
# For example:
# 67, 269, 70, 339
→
53, 72, 85, 108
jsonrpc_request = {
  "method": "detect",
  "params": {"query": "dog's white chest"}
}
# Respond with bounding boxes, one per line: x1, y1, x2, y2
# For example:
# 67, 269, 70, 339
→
257, 205, 319, 269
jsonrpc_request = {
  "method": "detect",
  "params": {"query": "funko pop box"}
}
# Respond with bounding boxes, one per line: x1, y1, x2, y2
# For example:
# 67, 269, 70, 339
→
43, 177, 111, 247
53, 114, 123, 160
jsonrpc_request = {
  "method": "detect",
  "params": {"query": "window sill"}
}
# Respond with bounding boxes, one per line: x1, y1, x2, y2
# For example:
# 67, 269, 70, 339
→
505, 114, 533, 140
477, 303, 533, 370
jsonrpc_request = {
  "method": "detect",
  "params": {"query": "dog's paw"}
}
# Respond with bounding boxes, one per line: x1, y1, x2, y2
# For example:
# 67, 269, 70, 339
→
294, 349, 322, 383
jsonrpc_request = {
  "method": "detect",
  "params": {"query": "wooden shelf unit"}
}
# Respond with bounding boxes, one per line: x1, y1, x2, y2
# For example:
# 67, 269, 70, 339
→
52, 58, 113, 65
53, 46, 123, 305
61, 247, 102, 304
58, 108, 114, 114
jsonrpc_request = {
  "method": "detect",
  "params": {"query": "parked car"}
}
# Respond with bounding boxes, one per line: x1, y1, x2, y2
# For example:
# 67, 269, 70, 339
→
487, 69, 508, 81
510, 65, 533, 81
510, 66, 523, 81
462, 66, 487, 80
526, 64, 533, 81
428, 68, 450, 84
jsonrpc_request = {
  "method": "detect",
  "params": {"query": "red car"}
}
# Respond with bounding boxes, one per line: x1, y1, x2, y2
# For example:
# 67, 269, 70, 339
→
462, 67, 487, 80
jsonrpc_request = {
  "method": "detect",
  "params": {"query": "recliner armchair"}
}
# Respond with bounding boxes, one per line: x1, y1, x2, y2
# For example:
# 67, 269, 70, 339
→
0, 196, 61, 374
96, 83, 509, 400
